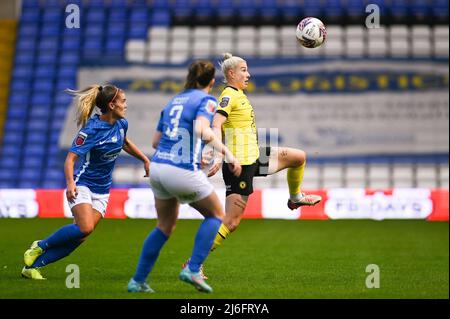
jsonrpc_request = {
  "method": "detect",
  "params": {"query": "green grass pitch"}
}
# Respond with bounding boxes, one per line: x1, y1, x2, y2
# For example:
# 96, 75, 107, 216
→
0, 218, 448, 299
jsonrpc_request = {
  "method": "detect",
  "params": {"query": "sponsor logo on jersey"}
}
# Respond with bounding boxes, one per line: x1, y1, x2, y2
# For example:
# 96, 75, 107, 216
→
206, 100, 217, 114
75, 132, 87, 146
219, 96, 230, 108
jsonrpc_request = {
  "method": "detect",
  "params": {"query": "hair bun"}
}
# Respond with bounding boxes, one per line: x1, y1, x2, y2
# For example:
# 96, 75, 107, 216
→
223, 52, 233, 60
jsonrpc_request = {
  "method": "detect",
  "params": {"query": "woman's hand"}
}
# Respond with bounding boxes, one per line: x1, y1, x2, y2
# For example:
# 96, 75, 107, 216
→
227, 159, 242, 177
208, 155, 223, 177
66, 182, 78, 203
143, 159, 150, 177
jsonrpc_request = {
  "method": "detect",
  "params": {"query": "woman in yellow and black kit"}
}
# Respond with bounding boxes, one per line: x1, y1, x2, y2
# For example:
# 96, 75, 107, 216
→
207, 53, 322, 254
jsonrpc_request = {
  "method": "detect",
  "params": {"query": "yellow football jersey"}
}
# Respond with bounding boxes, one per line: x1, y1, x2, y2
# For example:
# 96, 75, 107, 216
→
217, 86, 259, 165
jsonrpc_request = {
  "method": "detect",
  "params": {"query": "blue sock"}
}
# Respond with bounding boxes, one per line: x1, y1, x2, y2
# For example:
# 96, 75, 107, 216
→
133, 228, 168, 283
38, 224, 85, 250
189, 217, 222, 273
29, 240, 83, 268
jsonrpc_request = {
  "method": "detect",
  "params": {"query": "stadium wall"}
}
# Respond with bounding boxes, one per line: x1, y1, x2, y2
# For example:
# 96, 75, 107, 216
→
0, 188, 448, 221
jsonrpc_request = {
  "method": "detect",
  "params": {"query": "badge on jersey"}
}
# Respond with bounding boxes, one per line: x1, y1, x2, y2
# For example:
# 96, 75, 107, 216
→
75, 132, 88, 146
219, 96, 230, 108
206, 100, 217, 114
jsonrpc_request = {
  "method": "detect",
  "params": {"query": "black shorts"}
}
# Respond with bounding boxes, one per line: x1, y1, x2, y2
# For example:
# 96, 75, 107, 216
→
222, 147, 272, 196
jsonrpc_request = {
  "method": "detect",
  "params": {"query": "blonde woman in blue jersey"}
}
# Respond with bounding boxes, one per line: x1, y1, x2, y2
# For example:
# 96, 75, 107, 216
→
127, 60, 241, 294
22, 84, 150, 280
206, 53, 322, 259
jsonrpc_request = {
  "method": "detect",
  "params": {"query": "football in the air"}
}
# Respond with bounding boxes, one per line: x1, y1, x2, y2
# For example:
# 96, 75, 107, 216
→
296, 17, 327, 48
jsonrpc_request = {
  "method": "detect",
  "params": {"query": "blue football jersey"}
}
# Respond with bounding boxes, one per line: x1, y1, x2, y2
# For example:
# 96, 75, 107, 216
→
152, 89, 217, 171
69, 114, 128, 194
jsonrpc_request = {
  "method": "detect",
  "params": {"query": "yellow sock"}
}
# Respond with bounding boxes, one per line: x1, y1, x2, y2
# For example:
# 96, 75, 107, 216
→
210, 224, 230, 252
287, 161, 305, 198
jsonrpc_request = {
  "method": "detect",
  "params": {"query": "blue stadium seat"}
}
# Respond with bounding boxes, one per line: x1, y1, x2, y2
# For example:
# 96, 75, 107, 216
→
54, 92, 72, 105
42, 8, 62, 23
107, 22, 126, 37
26, 157, 45, 169
303, 1, 323, 17
109, 10, 128, 22
151, 10, 171, 26
40, 23, 60, 37
34, 64, 57, 78
347, 0, 366, 20
1, 128, 25, 145
1, 143, 22, 157
58, 66, 78, 78
62, 37, 81, 50
39, 37, 60, 51
390, 0, 409, 22
83, 39, 102, 50
110, 0, 129, 8
130, 8, 149, 22
16, 37, 36, 51
27, 119, 48, 131
0, 156, 21, 170
55, 78, 76, 91
45, 0, 64, 8
7, 106, 28, 119
260, 0, 278, 22
18, 180, 41, 189
22, 0, 39, 8
86, 8, 106, 22
105, 38, 125, 51
33, 80, 55, 93
31, 93, 52, 106
18, 23, 39, 37
153, 0, 171, 9
4, 120, 25, 132
59, 52, 80, 65
11, 77, 32, 91
29, 106, 51, 119
12, 64, 34, 79
128, 23, 148, 38
87, 0, 107, 8
41, 180, 65, 189
53, 105, 68, 119
432, 0, 448, 22
84, 25, 104, 37
46, 169, 65, 181
36, 50, 58, 65
50, 119, 64, 131
14, 51, 34, 65
0, 169, 19, 182
25, 144, 47, 157
48, 130, 62, 146
9, 92, 30, 105
323, 0, 344, 22
280, 0, 301, 22
21, 9, 41, 23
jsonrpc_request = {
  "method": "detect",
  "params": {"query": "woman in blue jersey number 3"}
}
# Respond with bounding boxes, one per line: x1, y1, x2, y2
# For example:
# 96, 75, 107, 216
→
22, 84, 150, 280
127, 60, 241, 293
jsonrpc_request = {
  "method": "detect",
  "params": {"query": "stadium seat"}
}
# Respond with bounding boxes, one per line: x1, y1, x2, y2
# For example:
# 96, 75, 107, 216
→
126, 40, 146, 63
369, 165, 391, 189
151, 10, 171, 26
367, 28, 387, 57
346, 26, 365, 57
214, 27, 234, 56
412, 26, 432, 57
389, 25, 409, 57
416, 165, 438, 188
434, 26, 450, 58
345, 164, 367, 188
323, 26, 344, 57
392, 164, 414, 188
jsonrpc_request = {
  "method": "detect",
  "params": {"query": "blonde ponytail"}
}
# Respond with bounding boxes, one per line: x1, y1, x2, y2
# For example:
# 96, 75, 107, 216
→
66, 85, 101, 127
219, 52, 245, 83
